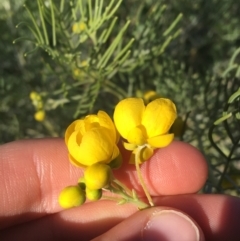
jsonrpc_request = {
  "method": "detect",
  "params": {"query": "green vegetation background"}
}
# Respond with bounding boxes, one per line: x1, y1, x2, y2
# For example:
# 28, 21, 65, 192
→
0, 0, 240, 195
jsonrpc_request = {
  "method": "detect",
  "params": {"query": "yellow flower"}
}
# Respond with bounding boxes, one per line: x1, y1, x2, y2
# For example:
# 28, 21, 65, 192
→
114, 98, 177, 163
34, 110, 45, 122
58, 185, 86, 208
65, 111, 120, 168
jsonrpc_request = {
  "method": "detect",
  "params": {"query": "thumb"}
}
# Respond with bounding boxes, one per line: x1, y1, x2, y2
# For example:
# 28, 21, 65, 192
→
91, 207, 205, 241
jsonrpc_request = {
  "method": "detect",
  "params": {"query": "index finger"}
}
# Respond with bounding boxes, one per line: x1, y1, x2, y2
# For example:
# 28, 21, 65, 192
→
0, 138, 207, 229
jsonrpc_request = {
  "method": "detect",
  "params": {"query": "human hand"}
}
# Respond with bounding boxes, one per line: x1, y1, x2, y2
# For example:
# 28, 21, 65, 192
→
0, 139, 239, 241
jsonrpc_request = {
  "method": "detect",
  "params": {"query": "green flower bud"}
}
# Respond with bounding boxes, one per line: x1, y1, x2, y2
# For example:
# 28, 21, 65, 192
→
78, 176, 86, 190
85, 163, 112, 190
58, 185, 86, 209
86, 188, 102, 201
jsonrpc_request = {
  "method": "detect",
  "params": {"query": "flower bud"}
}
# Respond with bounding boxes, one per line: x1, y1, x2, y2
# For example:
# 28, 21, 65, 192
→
58, 186, 86, 209
29, 91, 40, 101
78, 176, 86, 190
86, 188, 102, 201
85, 163, 112, 190
34, 110, 45, 122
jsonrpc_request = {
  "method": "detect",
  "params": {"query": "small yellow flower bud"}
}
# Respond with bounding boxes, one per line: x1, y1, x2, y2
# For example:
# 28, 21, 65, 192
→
59, 186, 86, 209
85, 163, 112, 190
34, 110, 45, 122
86, 187, 102, 201
30, 91, 41, 101
143, 90, 161, 104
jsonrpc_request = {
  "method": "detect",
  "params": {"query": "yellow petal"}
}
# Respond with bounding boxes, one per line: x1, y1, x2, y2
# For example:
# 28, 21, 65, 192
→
65, 120, 81, 145
68, 128, 117, 166
111, 144, 120, 160
123, 141, 137, 151
68, 153, 86, 168
98, 111, 118, 143
114, 98, 145, 140
147, 133, 174, 148
142, 98, 177, 138
84, 111, 118, 143
84, 114, 100, 131
75, 119, 87, 134
130, 146, 154, 164
127, 125, 147, 145
139, 146, 154, 163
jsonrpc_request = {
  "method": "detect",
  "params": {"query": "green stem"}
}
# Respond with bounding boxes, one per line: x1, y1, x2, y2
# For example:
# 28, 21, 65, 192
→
104, 180, 149, 209
113, 179, 132, 195
135, 146, 154, 207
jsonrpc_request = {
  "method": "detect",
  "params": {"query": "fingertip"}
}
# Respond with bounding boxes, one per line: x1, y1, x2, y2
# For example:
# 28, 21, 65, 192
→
144, 141, 208, 195
92, 207, 205, 241
146, 141, 208, 195
142, 209, 205, 241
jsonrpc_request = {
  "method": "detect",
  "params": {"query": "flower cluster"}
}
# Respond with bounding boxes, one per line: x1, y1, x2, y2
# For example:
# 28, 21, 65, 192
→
29, 91, 45, 122
59, 97, 177, 209
59, 111, 121, 207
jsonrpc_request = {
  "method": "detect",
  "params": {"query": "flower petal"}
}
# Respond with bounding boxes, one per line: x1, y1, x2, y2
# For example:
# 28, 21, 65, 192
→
111, 144, 120, 160
98, 111, 118, 143
75, 119, 87, 134
147, 133, 174, 148
68, 153, 86, 168
140, 146, 154, 163
142, 98, 177, 138
123, 141, 137, 151
65, 120, 80, 144
127, 125, 146, 145
84, 114, 100, 131
114, 98, 145, 139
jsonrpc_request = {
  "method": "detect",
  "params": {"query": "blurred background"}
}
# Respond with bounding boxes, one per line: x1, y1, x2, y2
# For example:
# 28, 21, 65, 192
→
0, 0, 240, 195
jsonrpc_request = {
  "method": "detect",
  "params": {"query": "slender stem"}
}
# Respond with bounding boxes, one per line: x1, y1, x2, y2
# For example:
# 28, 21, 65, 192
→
135, 146, 154, 206
113, 179, 132, 195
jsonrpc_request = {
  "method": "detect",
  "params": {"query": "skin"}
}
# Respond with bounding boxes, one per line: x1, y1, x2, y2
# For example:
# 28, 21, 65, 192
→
0, 138, 240, 241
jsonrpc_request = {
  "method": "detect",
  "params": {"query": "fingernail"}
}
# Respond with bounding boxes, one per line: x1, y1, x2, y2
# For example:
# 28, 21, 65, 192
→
142, 210, 200, 241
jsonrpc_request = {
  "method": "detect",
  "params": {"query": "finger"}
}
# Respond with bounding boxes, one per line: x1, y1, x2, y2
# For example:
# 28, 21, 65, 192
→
92, 207, 205, 241
1, 195, 239, 241
0, 138, 81, 229
0, 139, 207, 229
116, 140, 208, 196
154, 194, 240, 241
